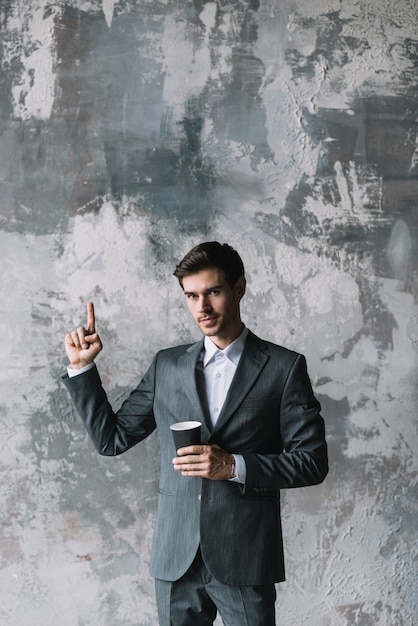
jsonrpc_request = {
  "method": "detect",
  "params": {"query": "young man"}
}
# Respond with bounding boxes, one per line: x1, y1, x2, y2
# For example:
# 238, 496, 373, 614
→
63, 241, 328, 626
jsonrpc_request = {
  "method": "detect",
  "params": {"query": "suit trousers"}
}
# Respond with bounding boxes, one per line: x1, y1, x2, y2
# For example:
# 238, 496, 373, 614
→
155, 547, 277, 626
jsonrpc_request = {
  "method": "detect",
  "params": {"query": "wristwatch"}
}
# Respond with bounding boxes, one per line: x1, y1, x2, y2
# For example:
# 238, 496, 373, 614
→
229, 458, 237, 479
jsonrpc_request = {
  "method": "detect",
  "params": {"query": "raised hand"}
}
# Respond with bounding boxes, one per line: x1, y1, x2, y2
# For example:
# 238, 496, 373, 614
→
64, 302, 103, 369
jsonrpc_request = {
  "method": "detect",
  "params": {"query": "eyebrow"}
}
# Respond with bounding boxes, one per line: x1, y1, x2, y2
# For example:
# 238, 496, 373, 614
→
183, 284, 224, 296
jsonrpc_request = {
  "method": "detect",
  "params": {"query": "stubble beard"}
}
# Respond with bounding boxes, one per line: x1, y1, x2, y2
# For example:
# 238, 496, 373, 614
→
198, 317, 224, 337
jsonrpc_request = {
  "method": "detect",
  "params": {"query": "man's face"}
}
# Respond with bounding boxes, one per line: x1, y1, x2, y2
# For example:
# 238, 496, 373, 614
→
182, 267, 246, 349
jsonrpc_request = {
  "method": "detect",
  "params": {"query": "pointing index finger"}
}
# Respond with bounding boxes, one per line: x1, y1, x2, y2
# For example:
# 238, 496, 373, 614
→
86, 301, 95, 335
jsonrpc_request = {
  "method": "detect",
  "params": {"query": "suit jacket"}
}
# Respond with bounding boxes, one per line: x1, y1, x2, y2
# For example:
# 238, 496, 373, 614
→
62, 329, 328, 585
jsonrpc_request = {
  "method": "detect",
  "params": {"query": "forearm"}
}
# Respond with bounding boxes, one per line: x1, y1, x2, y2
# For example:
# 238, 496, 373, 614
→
62, 364, 156, 455
242, 443, 328, 493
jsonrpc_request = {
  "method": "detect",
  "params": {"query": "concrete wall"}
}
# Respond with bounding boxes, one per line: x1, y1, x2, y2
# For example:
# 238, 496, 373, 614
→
1, 1, 417, 624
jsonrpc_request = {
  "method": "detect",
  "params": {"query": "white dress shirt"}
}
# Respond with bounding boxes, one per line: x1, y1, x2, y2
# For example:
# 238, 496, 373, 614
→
199, 328, 248, 483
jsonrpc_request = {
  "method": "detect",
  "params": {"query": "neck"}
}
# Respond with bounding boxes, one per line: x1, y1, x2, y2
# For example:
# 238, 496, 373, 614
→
208, 321, 244, 350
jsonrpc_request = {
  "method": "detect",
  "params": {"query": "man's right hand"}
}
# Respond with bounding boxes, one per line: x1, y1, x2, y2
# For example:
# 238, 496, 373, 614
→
64, 302, 103, 369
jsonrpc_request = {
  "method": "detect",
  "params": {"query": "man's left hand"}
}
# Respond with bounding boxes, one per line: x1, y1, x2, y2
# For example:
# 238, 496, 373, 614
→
172, 444, 235, 480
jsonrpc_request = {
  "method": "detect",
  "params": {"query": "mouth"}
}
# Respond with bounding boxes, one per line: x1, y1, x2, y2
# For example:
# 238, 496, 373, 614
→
199, 315, 218, 325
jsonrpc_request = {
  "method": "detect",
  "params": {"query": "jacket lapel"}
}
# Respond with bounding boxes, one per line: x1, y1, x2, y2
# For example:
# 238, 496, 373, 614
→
212, 331, 269, 434
176, 339, 212, 438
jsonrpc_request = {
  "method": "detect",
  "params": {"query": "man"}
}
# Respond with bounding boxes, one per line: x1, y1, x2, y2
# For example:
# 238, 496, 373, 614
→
63, 241, 328, 626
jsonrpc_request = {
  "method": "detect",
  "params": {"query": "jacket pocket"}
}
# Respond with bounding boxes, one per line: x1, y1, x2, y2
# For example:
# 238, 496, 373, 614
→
158, 487, 176, 496
239, 397, 278, 409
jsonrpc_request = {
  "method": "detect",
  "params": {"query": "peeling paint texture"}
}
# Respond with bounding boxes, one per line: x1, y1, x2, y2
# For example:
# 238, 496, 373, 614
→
1, 1, 417, 625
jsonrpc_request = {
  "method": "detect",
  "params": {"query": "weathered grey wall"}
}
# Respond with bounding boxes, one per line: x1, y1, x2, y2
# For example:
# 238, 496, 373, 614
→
1, 1, 417, 624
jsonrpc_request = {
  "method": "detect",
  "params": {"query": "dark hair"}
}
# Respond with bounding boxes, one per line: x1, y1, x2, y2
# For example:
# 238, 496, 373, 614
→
174, 242, 245, 288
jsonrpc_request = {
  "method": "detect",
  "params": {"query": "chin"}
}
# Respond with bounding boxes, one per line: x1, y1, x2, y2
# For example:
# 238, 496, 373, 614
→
201, 328, 217, 336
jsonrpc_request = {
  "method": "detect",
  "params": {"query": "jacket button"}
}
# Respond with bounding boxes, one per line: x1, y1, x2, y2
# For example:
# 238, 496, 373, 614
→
198, 494, 201, 500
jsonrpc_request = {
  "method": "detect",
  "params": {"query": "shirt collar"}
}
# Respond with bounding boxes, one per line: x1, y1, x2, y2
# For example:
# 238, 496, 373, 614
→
202, 326, 248, 367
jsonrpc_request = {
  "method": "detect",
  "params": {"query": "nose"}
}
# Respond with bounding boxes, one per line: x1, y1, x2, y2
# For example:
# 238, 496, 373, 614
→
198, 295, 211, 312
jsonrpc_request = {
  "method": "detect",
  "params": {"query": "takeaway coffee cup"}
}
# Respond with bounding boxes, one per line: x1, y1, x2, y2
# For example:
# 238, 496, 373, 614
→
170, 421, 202, 450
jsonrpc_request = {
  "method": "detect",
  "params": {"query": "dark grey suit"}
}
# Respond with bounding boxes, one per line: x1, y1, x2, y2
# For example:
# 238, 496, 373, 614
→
63, 330, 328, 586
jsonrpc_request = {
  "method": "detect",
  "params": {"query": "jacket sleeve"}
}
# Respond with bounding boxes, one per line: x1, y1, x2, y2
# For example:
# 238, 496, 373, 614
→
62, 358, 157, 456
242, 354, 328, 493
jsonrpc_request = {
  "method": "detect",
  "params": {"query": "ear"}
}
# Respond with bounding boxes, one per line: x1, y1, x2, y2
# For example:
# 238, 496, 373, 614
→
234, 276, 246, 301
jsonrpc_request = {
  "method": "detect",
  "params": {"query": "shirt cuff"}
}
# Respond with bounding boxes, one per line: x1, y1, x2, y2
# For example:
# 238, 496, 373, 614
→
230, 454, 246, 484
67, 363, 95, 378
